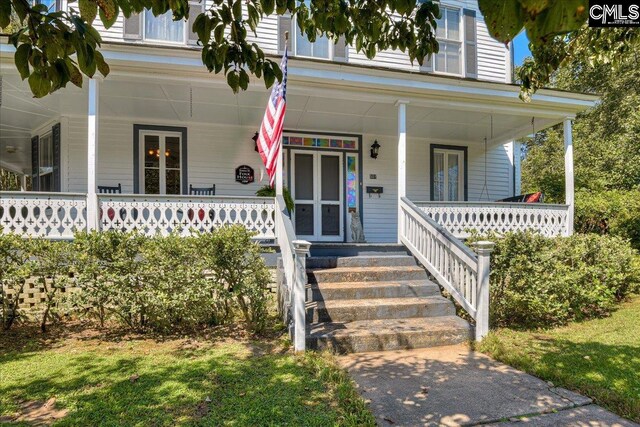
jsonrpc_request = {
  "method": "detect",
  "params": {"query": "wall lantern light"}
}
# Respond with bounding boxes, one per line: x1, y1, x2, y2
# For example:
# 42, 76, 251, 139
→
370, 140, 381, 159
252, 132, 259, 152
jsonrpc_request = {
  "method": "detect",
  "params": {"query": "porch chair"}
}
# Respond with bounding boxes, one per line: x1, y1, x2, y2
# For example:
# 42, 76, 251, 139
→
188, 184, 216, 224
97, 183, 124, 223
189, 184, 216, 196
496, 192, 544, 203
97, 183, 122, 194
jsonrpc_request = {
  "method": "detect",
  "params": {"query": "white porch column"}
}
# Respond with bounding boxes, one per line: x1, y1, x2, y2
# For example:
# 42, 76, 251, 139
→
563, 118, 574, 236
275, 138, 283, 196
86, 78, 100, 231
396, 100, 408, 243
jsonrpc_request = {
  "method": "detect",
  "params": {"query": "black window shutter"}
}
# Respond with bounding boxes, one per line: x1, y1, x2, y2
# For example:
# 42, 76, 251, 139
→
31, 135, 39, 191
188, 1, 205, 45
52, 123, 61, 192
463, 9, 477, 78
278, 15, 292, 54
124, 13, 143, 40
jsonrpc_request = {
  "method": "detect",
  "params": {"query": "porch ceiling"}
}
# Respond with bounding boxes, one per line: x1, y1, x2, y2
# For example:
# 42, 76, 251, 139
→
1, 62, 571, 172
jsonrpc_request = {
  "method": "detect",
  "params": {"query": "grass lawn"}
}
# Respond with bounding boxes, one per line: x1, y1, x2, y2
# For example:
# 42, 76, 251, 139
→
478, 295, 640, 423
0, 325, 375, 426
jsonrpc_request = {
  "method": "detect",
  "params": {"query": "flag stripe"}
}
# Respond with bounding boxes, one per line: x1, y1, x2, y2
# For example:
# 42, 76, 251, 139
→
257, 48, 288, 187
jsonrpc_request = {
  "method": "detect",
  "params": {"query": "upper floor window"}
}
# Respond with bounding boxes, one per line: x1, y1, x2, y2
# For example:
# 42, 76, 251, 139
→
144, 10, 185, 43
278, 13, 347, 61
295, 31, 330, 59
434, 7, 462, 75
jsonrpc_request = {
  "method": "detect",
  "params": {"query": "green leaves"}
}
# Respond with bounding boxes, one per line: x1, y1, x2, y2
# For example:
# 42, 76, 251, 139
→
14, 43, 31, 79
78, 0, 98, 24
478, 0, 524, 43
479, 0, 588, 45
28, 71, 51, 103
6, 0, 441, 97
0, 0, 12, 29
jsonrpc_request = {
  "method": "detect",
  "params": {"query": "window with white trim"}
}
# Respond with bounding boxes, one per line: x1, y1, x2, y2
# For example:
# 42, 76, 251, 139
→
144, 10, 186, 44
295, 26, 331, 59
434, 7, 462, 75
432, 147, 465, 201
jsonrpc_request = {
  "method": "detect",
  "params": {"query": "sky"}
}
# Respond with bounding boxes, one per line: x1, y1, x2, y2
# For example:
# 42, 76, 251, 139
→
513, 32, 532, 66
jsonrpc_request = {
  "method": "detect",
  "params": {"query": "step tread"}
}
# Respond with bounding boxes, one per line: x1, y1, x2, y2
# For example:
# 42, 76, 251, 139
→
311, 279, 438, 289
307, 265, 425, 273
307, 255, 415, 260
313, 295, 451, 309
308, 316, 471, 338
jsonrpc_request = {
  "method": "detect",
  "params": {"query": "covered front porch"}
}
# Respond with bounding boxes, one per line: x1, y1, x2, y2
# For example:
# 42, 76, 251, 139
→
0, 44, 595, 242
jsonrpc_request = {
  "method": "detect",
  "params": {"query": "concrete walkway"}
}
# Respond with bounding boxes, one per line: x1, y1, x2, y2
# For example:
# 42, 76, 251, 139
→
338, 345, 638, 427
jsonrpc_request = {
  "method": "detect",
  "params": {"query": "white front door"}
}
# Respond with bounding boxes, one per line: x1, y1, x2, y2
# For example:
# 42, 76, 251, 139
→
291, 150, 343, 241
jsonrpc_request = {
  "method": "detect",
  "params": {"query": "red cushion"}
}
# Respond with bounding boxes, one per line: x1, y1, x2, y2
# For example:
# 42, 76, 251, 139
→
524, 192, 542, 203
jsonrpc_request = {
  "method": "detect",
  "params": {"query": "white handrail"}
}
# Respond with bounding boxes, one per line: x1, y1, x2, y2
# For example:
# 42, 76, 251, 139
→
414, 201, 570, 238
274, 195, 309, 352
399, 197, 493, 340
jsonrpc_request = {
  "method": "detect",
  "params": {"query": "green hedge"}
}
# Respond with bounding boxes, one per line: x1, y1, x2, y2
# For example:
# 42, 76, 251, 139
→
575, 189, 640, 250
470, 232, 640, 329
0, 225, 272, 333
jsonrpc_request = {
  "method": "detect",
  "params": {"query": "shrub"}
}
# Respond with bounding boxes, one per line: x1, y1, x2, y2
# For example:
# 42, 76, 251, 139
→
0, 233, 34, 330
30, 239, 75, 332
197, 225, 272, 333
2, 227, 273, 333
137, 234, 215, 331
73, 231, 146, 328
471, 231, 640, 329
575, 189, 640, 250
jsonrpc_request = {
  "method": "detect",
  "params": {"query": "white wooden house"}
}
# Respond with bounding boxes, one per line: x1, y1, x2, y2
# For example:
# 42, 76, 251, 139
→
0, 0, 597, 348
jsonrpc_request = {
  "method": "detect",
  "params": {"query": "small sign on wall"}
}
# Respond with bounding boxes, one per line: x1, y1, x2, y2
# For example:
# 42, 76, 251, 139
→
235, 165, 255, 184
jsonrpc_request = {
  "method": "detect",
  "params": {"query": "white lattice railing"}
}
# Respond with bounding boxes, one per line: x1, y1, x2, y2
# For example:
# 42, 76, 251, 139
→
98, 194, 276, 239
415, 201, 570, 238
0, 191, 87, 239
400, 198, 493, 340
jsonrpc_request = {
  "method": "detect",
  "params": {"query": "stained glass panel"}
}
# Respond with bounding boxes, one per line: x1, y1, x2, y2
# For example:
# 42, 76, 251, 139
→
347, 155, 357, 209
343, 139, 357, 149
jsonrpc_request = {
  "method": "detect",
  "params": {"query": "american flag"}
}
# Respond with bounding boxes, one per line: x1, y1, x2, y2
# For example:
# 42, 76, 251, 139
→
257, 48, 288, 186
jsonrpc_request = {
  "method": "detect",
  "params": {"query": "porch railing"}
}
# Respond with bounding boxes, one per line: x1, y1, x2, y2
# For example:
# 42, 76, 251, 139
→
274, 195, 310, 352
97, 194, 276, 238
1, 192, 276, 239
414, 201, 570, 238
399, 198, 493, 340
0, 191, 87, 239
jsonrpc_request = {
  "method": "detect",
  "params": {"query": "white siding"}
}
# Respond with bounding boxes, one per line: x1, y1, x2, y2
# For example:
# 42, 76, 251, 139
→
65, 117, 270, 195
63, 118, 513, 242
88, 1, 509, 83
476, 15, 509, 83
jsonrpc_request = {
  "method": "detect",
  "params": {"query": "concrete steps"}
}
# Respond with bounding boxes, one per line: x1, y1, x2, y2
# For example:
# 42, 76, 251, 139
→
305, 252, 472, 354
308, 265, 428, 284
308, 280, 440, 301
307, 316, 472, 353
308, 296, 455, 323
